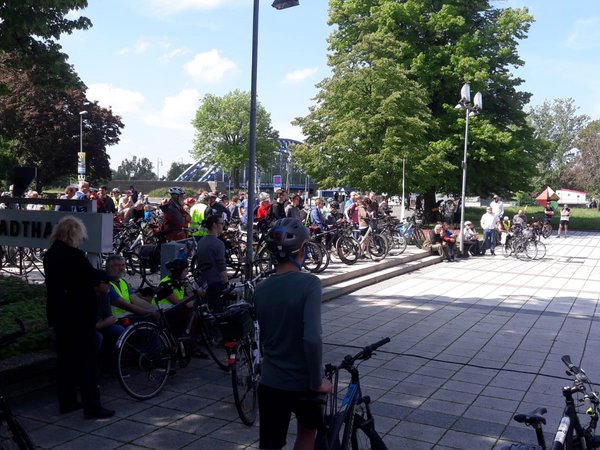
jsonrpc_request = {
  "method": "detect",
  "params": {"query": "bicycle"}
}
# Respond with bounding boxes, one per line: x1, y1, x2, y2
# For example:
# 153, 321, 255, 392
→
0, 319, 36, 450
315, 338, 391, 450
502, 355, 600, 450
398, 213, 427, 249
335, 219, 389, 265
216, 268, 275, 425
115, 279, 228, 399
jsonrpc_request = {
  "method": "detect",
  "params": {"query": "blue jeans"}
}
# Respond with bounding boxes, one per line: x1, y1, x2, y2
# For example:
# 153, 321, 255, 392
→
482, 229, 496, 254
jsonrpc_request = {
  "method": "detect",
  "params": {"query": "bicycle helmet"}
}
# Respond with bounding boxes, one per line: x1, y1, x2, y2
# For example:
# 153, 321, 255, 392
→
330, 201, 340, 209
165, 258, 188, 276
168, 186, 184, 196
267, 218, 310, 259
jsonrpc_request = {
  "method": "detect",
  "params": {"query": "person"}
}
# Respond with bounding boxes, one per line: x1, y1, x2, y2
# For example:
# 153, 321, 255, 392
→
441, 222, 458, 261
557, 204, 570, 238
270, 189, 288, 220
256, 193, 272, 221
195, 215, 228, 312
239, 191, 248, 226
160, 186, 192, 241
189, 192, 209, 240
155, 259, 202, 341
117, 190, 134, 218
55, 185, 77, 212
123, 200, 145, 223
228, 194, 241, 221
129, 185, 139, 204
462, 221, 482, 256
480, 206, 498, 255
43, 215, 115, 419
26, 191, 44, 211
94, 270, 126, 372
284, 193, 301, 219
74, 180, 90, 212
105, 254, 156, 317
98, 185, 116, 214
490, 195, 504, 219
543, 203, 554, 224
512, 209, 528, 227
206, 192, 232, 224
255, 218, 331, 450
498, 215, 512, 246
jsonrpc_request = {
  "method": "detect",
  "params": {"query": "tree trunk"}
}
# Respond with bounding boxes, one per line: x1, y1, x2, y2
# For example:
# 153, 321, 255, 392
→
232, 167, 240, 190
423, 188, 437, 224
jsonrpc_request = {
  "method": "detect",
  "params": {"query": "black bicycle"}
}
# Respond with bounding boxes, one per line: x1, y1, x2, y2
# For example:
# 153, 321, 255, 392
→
0, 319, 35, 450
502, 355, 600, 450
315, 338, 390, 450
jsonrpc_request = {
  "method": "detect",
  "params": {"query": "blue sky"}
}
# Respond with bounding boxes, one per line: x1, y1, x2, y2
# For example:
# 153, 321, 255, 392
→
59, 0, 600, 174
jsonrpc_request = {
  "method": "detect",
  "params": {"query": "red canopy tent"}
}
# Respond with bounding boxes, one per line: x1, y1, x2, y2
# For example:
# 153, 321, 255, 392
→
535, 186, 560, 207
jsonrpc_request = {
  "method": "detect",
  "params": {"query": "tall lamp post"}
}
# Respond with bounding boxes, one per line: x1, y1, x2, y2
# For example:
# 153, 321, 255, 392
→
455, 83, 482, 255
245, 0, 299, 279
78, 110, 88, 181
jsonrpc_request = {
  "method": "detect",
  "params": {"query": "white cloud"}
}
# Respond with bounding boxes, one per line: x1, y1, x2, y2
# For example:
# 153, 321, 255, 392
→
117, 37, 151, 55
148, 0, 235, 15
183, 49, 237, 83
284, 67, 318, 84
145, 89, 200, 131
566, 17, 600, 50
273, 121, 305, 142
161, 47, 190, 63
86, 83, 145, 114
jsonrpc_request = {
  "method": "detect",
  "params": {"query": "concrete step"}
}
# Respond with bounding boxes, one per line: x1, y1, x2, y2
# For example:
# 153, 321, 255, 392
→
316, 249, 443, 302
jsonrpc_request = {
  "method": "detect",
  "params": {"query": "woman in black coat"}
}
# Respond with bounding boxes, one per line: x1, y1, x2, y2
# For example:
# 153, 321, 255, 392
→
44, 215, 114, 419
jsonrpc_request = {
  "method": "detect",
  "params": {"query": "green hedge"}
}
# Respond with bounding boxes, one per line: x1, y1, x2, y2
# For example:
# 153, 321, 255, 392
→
0, 276, 52, 359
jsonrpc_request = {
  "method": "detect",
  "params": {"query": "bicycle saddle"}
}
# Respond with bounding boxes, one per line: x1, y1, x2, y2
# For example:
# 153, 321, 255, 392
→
513, 407, 547, 426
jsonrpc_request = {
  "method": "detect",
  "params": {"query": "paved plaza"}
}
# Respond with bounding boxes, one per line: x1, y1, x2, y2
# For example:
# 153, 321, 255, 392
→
8, 231, 600, 449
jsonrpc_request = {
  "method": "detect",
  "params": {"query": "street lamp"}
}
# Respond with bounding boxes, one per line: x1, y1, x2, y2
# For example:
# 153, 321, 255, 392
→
245, 0, 299, 279
78, 110, 88, 181
455, 83, 482, 255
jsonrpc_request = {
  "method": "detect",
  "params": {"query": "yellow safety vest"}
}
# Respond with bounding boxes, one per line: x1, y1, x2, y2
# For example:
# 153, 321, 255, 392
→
110, 278, 131, 316
157, 276, 185, 307
190, 203, 208, 237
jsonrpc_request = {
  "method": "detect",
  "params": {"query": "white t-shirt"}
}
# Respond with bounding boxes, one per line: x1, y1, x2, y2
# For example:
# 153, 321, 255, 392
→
560, 208, 570, 221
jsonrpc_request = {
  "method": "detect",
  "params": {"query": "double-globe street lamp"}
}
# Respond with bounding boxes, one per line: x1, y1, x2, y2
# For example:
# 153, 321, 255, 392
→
455, 83, 482, 255
245, 0, 299, 278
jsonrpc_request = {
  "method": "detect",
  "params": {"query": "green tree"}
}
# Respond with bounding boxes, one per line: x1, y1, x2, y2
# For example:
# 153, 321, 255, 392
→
528, 98, 589, 189
166, 162, 191, 181
191, 89, 278, 189
563, 120, 600, 197
115, 156, 157, 181
0, 0, 91, 91
295, 0, 540, 210
0, 61, 123, 190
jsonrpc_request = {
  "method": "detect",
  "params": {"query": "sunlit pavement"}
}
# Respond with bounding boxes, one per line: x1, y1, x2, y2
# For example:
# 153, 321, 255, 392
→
9, 231, 600, 449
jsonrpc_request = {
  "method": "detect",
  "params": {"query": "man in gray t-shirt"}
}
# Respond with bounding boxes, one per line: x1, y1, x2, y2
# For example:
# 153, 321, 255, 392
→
255, 218, 331, 450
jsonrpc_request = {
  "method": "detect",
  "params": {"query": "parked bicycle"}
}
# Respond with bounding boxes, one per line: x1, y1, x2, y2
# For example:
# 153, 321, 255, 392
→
0, 319, 35, 450
115, 278, 228, 400
502, 355, 600, 450
216, 268, 275, 425
315, 338, 391, 450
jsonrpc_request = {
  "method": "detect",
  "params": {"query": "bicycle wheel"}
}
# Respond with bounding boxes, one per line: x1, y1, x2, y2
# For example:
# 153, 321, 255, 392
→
303, 241, 323, 273
542, 223, 552, 238
231, 343, 258, 426
198, 313, 229, 372
388, 231, 407, 255
522, 240, 538, 260
139, 259, 161, 289
336, 236, 359, 265
533, 240, 546, 260
0, 404, 36, 450
412, 228, 425, 249
367, 234, 389, 261
254, 244, 275, 276
116, 322, 172, 400
351, 406, 388, 450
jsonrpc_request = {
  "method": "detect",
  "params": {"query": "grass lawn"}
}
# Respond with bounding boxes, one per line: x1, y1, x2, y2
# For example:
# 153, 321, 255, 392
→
463, 205, 600, 231
0, 276, 52, 359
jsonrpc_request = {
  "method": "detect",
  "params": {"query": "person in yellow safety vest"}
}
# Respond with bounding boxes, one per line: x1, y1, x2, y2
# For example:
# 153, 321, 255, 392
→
189, 192, 209, 240
105, 255, 156, 317
156, 258, 208, 359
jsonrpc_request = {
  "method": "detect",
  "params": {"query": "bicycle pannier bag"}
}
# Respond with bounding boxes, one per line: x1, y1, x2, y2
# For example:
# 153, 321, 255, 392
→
217, 303, 253, 341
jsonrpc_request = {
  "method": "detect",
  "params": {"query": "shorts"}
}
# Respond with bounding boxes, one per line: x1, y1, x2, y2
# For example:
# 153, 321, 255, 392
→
258, 384, 322, 449
560, 220, 569, 226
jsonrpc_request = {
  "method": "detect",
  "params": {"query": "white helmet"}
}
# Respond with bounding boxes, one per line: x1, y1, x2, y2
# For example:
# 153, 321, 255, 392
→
168, 186, 184, 196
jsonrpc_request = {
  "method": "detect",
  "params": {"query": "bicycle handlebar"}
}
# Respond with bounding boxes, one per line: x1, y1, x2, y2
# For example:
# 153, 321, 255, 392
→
343, 337, 391, 366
